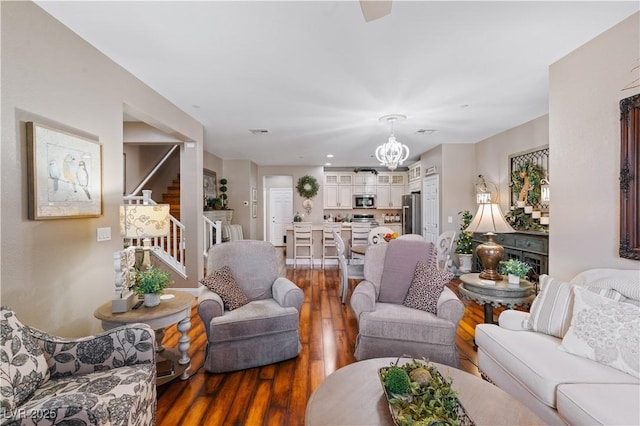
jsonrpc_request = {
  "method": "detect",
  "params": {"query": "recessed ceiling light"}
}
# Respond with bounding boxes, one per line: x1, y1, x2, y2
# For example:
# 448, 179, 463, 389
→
191, 104, 201, 109
416, 129, 436, 135
325, 162, 332, 166
249, 129, 269, 135
326, 154, 334, 158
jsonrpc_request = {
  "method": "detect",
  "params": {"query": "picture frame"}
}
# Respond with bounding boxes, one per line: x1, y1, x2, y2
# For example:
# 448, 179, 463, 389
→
27, 122, 102, 219
203, 169, 217, 200
252, 187, 257, 202
252, 202, 257, 219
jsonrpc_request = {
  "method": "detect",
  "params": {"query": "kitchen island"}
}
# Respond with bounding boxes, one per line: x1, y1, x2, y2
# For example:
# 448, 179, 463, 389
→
284, 223, 352, 267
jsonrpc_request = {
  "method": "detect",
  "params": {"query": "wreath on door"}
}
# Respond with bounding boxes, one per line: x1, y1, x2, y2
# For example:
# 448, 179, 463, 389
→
296, 175, 319, 199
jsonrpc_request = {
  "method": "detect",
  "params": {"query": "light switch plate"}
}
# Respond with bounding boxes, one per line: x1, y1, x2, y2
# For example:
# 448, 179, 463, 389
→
97, 227, 111, 242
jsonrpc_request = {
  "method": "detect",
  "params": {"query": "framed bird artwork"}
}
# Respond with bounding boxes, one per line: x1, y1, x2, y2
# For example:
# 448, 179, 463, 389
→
26, 122, 102, 219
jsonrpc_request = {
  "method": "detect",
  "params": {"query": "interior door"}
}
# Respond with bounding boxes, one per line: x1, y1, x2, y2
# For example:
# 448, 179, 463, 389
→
423, 175, 439, 244
269, 188, 293, 246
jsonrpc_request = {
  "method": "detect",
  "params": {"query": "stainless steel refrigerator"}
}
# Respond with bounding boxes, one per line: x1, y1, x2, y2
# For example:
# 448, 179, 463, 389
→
402, 194, 421, 235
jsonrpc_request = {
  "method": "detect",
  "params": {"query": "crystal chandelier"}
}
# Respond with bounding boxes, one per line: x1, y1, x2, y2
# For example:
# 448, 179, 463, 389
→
376, 114, 409, 171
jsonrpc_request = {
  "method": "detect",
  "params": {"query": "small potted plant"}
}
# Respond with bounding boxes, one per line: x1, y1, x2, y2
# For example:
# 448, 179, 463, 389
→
455, 210, 474, 273
133, 265, 173, 307
499, 259, 531, 285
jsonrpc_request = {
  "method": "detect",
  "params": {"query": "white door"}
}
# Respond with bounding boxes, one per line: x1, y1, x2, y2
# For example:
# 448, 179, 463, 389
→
422, 175, 439, 244
269, 188, 293, 246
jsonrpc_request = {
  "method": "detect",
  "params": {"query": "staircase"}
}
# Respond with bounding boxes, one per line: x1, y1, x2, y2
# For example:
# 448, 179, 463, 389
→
161, 175, 181, 220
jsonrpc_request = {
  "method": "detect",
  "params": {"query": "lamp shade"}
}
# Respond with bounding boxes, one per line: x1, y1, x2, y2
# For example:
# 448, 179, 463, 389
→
120, 204, 170, 238
465, 203, 515, 235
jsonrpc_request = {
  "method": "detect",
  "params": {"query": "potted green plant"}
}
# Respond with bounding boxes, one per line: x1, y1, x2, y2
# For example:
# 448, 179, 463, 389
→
219, 178, 228, 208
499, 259, 531, 285
455, 210, 474, 273
133, 265, 173, 307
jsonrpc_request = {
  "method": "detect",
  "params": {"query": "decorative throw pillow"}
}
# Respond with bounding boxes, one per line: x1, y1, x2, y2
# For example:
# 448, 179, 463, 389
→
379, 240, 437, 304
0, 308, 50, 414
559, 287, 640, 379
200, 266, 250, 310
527, 275, 574, 338
403, 261, 454, 314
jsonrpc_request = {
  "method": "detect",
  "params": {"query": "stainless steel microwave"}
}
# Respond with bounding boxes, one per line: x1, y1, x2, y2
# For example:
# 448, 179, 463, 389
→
354, 194, 376, 209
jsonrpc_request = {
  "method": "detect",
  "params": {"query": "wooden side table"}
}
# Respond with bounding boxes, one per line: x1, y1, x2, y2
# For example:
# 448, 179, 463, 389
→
458, 273, 535, 324
94, 290, 194, 385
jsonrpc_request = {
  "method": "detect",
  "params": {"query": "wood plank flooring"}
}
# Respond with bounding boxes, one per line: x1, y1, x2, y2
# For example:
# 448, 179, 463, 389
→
156, 266, 507, 425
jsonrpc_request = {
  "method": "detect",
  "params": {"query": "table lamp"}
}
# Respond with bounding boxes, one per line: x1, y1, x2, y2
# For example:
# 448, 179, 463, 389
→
120, 204, 170, 267
465, 203, 515, 281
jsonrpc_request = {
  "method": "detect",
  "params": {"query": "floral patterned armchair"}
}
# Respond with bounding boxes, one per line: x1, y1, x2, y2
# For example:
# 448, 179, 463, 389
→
1, 307, 156, 425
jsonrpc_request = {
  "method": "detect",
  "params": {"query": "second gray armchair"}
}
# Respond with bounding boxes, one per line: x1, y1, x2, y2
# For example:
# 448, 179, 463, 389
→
350, 240, 464, 367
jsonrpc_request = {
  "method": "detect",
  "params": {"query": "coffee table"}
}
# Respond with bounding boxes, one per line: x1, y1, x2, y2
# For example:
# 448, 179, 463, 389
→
305, 357, 544, 425
458, 273, 535, 324
94, 290, 194, 385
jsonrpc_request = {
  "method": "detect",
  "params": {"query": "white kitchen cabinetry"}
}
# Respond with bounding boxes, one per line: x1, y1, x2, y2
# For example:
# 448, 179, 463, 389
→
325, 173, 353, 186
376, 173, 405, 209
324, 185, 353, 209
353, 173, 376, 194
408, 162, 421, 193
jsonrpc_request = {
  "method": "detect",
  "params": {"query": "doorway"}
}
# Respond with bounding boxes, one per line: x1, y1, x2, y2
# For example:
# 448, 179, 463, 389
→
265, 175, 294, 246
422, 175, 439, 244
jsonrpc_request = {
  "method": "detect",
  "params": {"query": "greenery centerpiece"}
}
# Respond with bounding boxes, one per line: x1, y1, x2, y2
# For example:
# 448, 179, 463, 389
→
455, 210, 474, 273
133, 265, 173, 307
379, 358, 472, 426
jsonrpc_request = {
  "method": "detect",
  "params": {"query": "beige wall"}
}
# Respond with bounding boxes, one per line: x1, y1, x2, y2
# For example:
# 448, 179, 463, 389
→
548, 12, 639, 279
1, 2, 203, 335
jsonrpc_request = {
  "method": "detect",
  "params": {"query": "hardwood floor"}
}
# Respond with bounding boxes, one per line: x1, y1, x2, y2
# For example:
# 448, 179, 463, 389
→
156, 266, 503, 425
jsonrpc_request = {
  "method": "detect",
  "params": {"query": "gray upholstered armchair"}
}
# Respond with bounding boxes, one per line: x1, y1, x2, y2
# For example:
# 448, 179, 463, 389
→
0, 307, 156, 426
198, 240, 304, 373
350, 240, 464, 367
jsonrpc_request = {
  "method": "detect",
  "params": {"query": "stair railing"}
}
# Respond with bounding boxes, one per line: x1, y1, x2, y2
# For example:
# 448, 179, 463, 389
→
122, 190, 186, 278
203, 216, 223, 258
126, 145, 179, 197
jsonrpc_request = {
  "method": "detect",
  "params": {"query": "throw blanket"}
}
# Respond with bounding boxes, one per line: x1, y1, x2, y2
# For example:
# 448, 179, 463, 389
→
378, 239, 436, 304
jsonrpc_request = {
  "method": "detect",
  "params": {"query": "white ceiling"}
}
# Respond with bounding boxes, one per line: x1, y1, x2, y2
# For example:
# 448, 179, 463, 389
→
36, 1, 638, 168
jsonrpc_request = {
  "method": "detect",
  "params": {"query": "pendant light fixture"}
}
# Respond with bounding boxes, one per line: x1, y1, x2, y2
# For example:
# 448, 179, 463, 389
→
376, 114, 409, 171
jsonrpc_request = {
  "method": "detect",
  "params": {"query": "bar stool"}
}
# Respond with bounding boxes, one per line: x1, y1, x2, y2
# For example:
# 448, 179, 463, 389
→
293, 222, 313, 269
350, 222, 371, 264
322, 223, 343, 269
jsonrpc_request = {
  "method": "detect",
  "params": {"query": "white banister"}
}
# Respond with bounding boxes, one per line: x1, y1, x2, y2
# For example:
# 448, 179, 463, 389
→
203, 216, 222, 258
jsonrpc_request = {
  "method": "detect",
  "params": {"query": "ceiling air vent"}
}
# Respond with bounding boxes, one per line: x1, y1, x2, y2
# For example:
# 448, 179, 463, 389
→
249, 129, 270, 135
416, 129, 436, 135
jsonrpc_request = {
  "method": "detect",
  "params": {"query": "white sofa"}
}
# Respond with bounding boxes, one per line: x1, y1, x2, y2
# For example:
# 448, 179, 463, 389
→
476, 269, 640, 425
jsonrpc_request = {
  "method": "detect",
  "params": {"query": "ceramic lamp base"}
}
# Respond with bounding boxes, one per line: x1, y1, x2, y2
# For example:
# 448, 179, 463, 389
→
476, 234, 505, 281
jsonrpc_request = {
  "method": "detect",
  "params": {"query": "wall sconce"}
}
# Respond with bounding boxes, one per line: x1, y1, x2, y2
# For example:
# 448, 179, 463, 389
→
476, 175, 498, 204
541, 178, 550, 207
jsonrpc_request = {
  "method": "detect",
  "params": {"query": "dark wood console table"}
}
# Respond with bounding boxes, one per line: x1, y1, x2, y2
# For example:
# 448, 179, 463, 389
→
472, 231, 548, 280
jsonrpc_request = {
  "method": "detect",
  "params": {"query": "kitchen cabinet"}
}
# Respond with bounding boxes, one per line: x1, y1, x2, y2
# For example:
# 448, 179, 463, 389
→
376, 185, 404, 209
324, 185, 353, 209
376, 173, 405, 209
408, 162, 421, 192
353, 173, 376, 194
325, 173, 353, 186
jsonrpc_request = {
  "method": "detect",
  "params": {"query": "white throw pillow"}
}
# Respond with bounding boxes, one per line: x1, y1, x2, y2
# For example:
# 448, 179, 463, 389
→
559, 287, 640, 379
527, 275, 574, 338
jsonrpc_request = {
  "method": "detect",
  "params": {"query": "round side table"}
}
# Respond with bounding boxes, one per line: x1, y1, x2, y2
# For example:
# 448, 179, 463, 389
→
94, 290, 194, 385
458, 273, 535, 324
